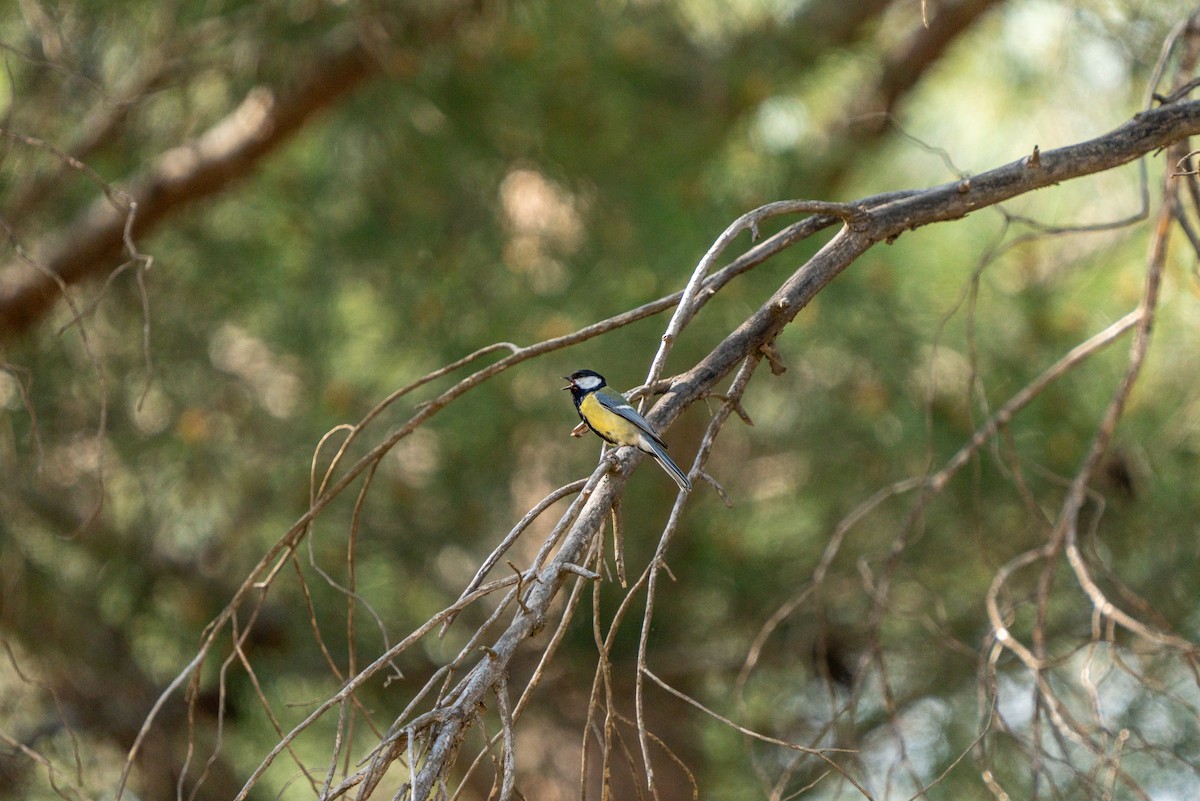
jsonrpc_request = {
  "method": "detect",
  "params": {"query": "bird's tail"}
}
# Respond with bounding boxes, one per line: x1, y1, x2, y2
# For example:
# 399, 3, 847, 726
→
642, 437, 692, 492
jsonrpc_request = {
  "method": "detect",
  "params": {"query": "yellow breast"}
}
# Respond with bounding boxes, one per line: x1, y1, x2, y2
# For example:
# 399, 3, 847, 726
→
579, 392, 643, 447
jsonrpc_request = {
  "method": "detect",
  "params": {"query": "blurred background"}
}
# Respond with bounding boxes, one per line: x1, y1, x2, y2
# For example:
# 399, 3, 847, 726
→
1, 0, 1199, 799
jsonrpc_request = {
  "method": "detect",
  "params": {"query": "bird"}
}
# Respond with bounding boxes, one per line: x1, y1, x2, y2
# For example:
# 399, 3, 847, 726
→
562, 369, 691, 492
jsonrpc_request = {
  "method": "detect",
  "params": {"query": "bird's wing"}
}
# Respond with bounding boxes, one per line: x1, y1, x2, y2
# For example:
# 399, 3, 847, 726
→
595, 389, 667, 447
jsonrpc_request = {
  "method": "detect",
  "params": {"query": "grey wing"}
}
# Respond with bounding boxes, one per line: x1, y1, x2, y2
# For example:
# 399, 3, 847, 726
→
596, 391, 667, 447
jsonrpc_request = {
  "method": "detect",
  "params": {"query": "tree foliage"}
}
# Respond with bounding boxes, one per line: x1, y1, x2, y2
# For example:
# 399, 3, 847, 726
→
2, 1, 1200, 800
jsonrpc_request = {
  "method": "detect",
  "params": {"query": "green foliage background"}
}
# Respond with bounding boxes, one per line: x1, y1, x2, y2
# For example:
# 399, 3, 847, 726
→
1, 1, 1199, 799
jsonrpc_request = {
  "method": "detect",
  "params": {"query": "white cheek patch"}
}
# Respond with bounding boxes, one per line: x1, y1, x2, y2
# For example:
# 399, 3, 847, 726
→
575, 376, 602, 391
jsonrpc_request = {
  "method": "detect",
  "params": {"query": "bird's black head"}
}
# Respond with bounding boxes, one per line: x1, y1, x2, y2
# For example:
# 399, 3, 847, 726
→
562, 369, 607, 395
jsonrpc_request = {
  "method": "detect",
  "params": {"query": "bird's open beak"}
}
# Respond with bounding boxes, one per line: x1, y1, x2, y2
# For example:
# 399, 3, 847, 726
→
561, 377, 574, 391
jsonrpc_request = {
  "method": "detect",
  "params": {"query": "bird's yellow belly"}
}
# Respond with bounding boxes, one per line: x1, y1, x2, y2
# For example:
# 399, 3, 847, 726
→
579, 393, 642, 446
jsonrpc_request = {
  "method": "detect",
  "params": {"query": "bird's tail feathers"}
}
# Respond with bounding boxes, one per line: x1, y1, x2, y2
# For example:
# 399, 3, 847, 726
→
642, 436, 692, 492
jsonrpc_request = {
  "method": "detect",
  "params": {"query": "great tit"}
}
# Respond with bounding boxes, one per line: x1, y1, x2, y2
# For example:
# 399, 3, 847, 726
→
562, 369, 692, 492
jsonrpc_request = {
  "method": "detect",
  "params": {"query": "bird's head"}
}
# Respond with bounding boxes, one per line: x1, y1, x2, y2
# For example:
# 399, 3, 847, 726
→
562, 369, 606, 392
